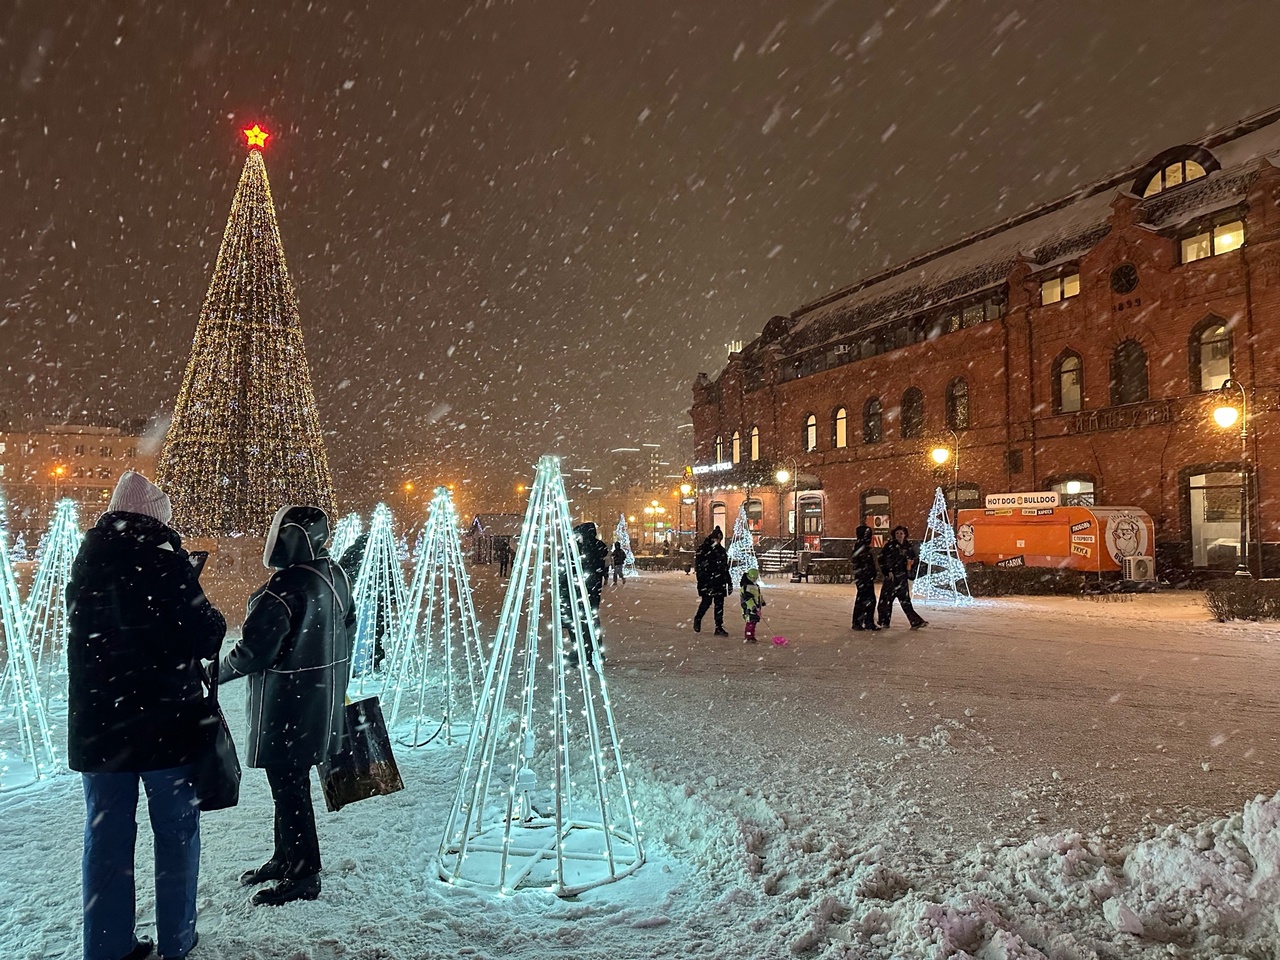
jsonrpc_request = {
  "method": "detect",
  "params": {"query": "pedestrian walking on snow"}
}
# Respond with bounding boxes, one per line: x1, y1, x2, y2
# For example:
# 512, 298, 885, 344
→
612, 540, 626, 585
67, 471, 226, 960
692, 526, 732, 636
851, 524, 879, 631
219, 505, 356, 907
877, 525, 927, 629
740, 567, 765, 643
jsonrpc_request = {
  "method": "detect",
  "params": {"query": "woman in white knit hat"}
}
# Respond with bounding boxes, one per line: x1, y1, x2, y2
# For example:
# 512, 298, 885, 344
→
67, 470, 226, 960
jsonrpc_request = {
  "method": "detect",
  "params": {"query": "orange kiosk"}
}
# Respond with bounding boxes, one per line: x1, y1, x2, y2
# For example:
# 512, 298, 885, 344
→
955, 494, 1155, 574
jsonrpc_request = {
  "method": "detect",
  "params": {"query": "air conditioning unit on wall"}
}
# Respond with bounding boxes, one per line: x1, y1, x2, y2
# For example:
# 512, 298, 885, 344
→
1122, 555, 1155, 581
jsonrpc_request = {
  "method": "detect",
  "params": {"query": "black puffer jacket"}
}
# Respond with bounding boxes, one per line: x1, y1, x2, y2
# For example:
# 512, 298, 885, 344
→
576, 522, 609, 594
851, 524, 877, 585
219, 506, 356, 768
694, 535, 732, 597
878, 526, 919, 582
66, 511, 226, 773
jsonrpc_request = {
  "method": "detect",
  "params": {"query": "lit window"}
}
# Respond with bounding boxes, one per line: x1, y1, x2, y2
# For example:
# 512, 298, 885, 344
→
1193, 320, 1232, 392
731, 431, 741, 464
1041, 273, 1081, 305
1051, 478, 1095, 507
750, 426, 760, 461
1142, 159, 1208, 197
714, 435, 724, 463
804, 415, 818, 452
833, 408, 848, 449
1054, 352, 1083, 414
1182, 220, 1244, 263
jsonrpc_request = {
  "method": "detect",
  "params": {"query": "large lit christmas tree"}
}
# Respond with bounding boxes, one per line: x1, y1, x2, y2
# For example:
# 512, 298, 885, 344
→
726, 505, 759, 591
349, 503, 409, 694
614, 513, 637, 579
914, 487, 974, 607
23, 499, 81, 708
156, 125, 336, 537
386, 487, 484, 747
438, 456, 643, 895
0, 490, 60, 791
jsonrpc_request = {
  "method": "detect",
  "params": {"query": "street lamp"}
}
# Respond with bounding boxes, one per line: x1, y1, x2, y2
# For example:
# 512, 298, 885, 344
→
929, 427, 960, 533
678, 482, 693, 551
775, 458, 798, 547
1212, 378, 1251, 577
51, 464, 67, 504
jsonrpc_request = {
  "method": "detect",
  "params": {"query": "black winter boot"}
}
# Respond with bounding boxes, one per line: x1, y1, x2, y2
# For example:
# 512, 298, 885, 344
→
252, 875, 321, 906
240, 860, 288, 885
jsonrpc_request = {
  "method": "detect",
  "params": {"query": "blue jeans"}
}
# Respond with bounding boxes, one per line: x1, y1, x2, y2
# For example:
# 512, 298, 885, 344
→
82, 766, 199, 960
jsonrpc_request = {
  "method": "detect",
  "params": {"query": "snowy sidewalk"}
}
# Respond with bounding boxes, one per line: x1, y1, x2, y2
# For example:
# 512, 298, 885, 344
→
4, 572, 1279, 958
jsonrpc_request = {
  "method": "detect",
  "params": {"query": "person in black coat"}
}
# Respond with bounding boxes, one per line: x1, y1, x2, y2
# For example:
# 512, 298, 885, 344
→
67, 471, 226, 960
693, 526, 732, 636
560, 522, 609, 665
877, 525, 927, 629
611, 541, 626, 585
219, 505, 356, 907
850, 524, 879, 631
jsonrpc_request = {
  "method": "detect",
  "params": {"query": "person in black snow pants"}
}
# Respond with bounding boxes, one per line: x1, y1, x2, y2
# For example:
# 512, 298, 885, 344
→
612, 541, 626, 585
561, 522, 610, 667
850, 524, 879, 631
495, 537, 511, 577
877, 525, 927, 630
693, 526, 732, 636
68, 471, 226, 960
219, 505, 357, 907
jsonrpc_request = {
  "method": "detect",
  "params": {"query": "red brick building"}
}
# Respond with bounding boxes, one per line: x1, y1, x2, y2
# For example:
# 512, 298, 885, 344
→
691, 105, 1280, 577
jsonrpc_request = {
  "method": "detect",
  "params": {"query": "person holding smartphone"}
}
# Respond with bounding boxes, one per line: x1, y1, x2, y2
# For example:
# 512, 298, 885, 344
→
67, 470, 226, 960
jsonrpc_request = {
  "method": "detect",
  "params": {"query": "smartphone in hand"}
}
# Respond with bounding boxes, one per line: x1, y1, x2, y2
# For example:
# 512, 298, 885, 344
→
188, 550, 209, 578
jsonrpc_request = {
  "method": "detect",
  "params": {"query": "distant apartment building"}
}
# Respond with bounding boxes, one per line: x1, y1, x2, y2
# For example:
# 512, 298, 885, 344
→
0, 424, 154, 534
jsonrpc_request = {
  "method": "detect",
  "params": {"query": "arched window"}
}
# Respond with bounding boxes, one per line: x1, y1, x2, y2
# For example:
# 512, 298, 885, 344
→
1190, 318, 1232, 392
1052, 350, 1083, 414
714, 435, 724, 463
832, 407, 848, 448
1142, 159, 1208, 197
731, 430, 741, 464
804, 414, 818, 452
900, 387, 924, 438
862, 397, 882, 444
1110, 340, 1149, 406
749, 425, 760, 461
945, 378, 970, 430
711, 502, 727, 534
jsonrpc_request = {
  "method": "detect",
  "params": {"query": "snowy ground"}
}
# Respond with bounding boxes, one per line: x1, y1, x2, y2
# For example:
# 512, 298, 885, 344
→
4, 569, 1280, 959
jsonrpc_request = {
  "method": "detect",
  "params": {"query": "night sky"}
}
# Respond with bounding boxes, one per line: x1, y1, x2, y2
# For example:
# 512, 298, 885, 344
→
5, 1, 1280, 510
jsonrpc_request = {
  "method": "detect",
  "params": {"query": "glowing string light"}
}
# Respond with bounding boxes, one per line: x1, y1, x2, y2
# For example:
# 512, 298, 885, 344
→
385, 487, 485, 746
437, 456, 643, 896
23, 499, 82, 708
614, 513, 637, 580
914, 486, 975, 607
0, 489, 62, 790
348, 503, 408, 695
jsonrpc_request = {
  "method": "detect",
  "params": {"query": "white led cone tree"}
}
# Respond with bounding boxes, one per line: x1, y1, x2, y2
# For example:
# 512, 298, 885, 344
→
614, 513, 637, 579
0, 490, 60, 791
329, 512, 362, 565
23, 499, 81, 708
726, 504, 759, 592
438, 456, 643, 896
349, 503, 409, 695
385, 487, 484, 747
914, 487, 974, 607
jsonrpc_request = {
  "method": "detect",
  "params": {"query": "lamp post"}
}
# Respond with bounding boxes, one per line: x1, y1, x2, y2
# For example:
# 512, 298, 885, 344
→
51, 464, 66, 505
775, 457, 799, 548
1212, 378, 1251, 578
929, 427, 961, 536
678, 482, 692, 550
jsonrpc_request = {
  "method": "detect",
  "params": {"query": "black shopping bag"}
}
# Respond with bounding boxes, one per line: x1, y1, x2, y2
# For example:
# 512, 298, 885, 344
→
318, 696, 405, 812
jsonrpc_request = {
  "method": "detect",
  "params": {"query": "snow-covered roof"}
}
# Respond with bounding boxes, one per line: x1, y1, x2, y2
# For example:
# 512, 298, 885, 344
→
752, 103, 1280, 363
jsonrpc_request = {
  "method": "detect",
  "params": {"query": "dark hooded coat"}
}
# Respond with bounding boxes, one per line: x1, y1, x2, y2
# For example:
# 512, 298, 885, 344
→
66, 511, 226, 773
878, 525, 919, 582
851, 524, 878, 586
576, 521, 610, 597
218, 506, 356, 768
694, 529, 732, 598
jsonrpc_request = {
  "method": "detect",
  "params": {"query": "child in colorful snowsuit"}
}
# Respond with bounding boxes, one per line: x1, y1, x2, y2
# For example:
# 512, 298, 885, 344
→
740, 568, 765, 643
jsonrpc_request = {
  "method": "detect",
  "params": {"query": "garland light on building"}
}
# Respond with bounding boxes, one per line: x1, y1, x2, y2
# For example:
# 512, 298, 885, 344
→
438, 456, 643, 896
385, 486, 485, 747
156, 124, 336, 537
